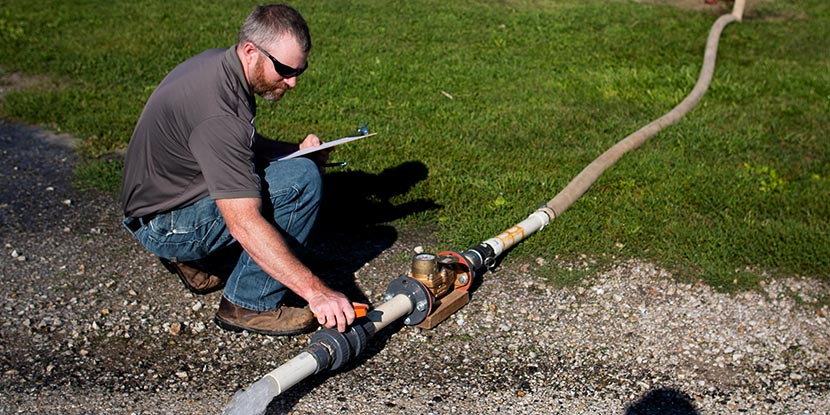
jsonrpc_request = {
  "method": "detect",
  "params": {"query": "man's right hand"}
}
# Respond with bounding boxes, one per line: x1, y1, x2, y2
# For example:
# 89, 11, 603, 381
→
308, 289, 356, 332
216, 198, 355, 333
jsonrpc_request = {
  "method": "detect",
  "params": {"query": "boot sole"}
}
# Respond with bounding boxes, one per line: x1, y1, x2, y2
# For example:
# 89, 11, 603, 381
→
213, 314, 316, 337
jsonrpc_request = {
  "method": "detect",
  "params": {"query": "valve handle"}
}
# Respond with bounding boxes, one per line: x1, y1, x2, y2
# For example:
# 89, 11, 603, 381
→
314, 302, 369, 318
352, 302, 369, 318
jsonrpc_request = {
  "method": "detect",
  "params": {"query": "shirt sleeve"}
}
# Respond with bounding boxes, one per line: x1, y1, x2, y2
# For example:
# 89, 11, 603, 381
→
189, 116, 261, 200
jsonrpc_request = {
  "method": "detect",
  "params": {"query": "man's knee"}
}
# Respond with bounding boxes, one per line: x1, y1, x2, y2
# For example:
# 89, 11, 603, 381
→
295, 158, 323, 195
264, 157, 322, 201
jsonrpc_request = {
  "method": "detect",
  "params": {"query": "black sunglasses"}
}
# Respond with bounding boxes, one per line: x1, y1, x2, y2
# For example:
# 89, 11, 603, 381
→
254, 44, 307, 79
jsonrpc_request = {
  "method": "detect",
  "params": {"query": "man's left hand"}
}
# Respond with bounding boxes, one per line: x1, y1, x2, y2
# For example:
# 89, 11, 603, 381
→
299, 134, 331, 167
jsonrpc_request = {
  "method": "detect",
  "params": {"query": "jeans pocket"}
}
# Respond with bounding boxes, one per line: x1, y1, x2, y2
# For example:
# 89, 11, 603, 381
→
152, 199, 220, 236
147, 213, 173, 235
139, 198, 228, 261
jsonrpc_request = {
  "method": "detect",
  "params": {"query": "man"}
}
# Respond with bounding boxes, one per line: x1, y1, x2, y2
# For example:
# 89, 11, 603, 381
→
120, 4, 356, 336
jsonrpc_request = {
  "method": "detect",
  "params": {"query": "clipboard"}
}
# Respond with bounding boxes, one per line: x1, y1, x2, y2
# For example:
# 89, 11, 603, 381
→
275, 132, 378, 161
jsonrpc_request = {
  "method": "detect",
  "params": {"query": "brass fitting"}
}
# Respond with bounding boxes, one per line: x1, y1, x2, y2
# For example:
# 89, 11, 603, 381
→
409, 253, 454, 299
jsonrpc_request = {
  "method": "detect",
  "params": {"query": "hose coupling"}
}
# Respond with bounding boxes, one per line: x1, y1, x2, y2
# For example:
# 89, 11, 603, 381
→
308, 318, 376, 373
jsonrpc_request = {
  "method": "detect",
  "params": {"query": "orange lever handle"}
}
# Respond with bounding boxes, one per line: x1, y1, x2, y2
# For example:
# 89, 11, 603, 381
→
352, 302, 368, 318
314, 302, 369, 318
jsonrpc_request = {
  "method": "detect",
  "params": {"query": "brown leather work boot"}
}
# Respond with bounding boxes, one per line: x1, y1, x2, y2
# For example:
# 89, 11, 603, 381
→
214, 296, 316, 336
159, 258, 225, 295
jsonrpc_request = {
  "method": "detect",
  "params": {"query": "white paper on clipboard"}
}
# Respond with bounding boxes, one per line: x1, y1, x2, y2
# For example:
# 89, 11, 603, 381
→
275, 133, 378, 161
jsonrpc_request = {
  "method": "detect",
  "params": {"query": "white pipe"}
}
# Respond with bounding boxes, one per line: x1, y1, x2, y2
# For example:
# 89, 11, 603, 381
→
259, 294, 412, 397
263, 351, 320, 396
481, 210, 551, 256
221, 293, 415, 415
368, 294, 414, 332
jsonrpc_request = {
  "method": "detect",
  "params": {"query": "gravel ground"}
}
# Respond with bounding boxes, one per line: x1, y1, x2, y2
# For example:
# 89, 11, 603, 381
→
1, 119, 829, 415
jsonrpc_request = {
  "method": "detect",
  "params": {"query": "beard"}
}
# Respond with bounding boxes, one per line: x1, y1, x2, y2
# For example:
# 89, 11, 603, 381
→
251, 60, 290, 102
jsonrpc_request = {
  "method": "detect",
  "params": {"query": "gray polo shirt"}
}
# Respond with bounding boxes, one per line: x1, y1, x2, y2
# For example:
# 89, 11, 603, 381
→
120, 46, 260, 218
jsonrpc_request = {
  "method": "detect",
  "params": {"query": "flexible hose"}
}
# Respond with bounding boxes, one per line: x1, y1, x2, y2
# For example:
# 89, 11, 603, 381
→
478, 1, 746, 261
545, 3, 744, 217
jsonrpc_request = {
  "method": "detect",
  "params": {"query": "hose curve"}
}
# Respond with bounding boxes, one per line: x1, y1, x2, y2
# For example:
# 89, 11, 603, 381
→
544, 5, 743, 217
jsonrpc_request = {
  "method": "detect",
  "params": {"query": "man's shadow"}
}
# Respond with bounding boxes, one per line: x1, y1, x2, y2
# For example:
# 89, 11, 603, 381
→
318, 160, 439, 227
302, 160, 441, 302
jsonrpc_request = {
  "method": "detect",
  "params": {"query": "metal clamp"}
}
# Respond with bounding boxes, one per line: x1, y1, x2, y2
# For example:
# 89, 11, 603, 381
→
383, 276, 432, 326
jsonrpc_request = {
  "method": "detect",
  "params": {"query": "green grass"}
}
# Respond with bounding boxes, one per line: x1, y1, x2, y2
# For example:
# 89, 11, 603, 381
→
1, 0, 828, 290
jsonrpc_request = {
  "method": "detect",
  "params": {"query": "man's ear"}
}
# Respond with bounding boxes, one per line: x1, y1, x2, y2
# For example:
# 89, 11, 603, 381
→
236, 42, 260, 84
239, 42, 259, 65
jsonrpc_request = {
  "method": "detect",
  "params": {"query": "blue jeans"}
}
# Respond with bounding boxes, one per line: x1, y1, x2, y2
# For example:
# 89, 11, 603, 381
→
125, 158, 322, 311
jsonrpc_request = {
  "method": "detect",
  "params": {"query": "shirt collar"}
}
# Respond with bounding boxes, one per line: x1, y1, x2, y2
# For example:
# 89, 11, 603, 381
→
225, 45, 252, 98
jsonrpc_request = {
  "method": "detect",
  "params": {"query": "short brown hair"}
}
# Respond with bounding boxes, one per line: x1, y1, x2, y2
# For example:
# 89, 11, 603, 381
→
238, 4, 311, 52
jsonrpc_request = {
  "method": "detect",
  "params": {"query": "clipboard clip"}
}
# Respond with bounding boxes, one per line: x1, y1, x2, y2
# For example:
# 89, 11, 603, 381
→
353, 122, 369, 137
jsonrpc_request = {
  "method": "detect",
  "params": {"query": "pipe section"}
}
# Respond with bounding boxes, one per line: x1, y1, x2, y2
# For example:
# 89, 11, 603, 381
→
480, 210, 552, 258
265, 293, 414, 387
373, 292, 418, 328
222, 291, 418, 415
263, 351, 319, 396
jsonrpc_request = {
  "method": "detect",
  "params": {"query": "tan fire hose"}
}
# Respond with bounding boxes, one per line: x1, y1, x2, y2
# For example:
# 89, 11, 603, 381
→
475, 0, 746, 261
546, 2, 745, 216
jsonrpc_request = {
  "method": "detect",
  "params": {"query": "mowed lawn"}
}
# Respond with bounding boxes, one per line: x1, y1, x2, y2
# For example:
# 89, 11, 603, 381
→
1, 0, 827, 290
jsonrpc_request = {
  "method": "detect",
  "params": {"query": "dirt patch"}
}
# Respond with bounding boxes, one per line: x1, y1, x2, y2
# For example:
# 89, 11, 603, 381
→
0, 71, 52, 98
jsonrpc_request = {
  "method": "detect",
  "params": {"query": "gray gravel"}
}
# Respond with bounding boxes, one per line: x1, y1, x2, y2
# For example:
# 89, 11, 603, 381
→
1, 119, 829, 414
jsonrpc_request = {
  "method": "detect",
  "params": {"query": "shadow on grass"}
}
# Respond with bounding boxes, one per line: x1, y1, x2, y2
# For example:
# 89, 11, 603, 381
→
308, 160, 441, 299
317, 160, 439, 229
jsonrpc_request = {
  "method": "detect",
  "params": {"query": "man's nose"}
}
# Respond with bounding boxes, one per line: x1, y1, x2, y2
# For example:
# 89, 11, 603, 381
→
284, 76, 298, 88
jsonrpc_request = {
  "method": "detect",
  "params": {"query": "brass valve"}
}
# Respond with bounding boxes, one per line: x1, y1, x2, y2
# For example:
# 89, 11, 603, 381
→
406, 251, 473, 329
409, 253, 469, 298
408, 253, 455, 299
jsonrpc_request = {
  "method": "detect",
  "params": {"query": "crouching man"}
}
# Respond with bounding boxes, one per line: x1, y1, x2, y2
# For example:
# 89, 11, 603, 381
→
120, 4, 355, 336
